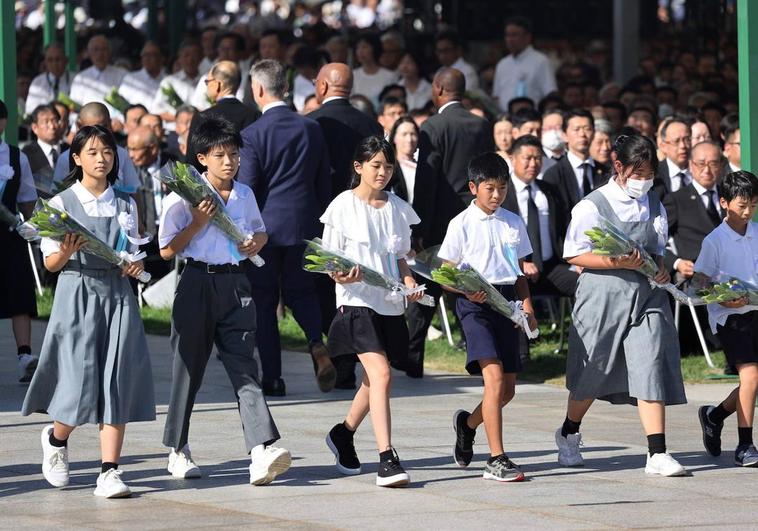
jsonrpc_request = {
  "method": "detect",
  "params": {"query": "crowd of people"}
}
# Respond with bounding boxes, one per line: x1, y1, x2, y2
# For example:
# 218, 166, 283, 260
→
3, 6, 758, 499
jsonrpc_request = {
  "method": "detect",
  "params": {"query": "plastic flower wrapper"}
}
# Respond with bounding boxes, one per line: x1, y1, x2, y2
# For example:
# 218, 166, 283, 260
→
157, 160, 264, 267
408, 246, 539, 339
303, 238, 435, 307
57, 92, 81, 112
161, 84, 184, 109
685, 273, 758, 306
584, 215, 691, 304
17, 199, 151, 283
105, 87, 131, 114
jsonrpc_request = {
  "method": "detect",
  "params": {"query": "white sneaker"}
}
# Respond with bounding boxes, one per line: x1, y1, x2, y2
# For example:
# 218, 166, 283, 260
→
645, 452, 686, 477
18, 353, 38, 383
167, 448, 202, 479
94, 469, 131, 498
555, 428, 584, 467
40, 425, 69, 487
249, 447, 291, 486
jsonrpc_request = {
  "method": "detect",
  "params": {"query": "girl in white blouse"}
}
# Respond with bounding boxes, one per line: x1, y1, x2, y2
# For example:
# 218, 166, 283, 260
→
322, 136, 422, 488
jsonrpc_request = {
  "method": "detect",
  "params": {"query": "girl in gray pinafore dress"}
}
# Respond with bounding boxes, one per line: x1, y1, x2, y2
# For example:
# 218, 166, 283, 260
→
21, 125, 155, 498
554, 134, 687, 477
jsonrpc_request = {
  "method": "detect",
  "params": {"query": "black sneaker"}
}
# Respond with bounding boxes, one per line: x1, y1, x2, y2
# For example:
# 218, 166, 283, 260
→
698, 405, 723, 456
453, 410, 475, 467
376, 448, 410, 487
326, 424, 361, 475
735, 444, 758, 467
483, 454, 525, 482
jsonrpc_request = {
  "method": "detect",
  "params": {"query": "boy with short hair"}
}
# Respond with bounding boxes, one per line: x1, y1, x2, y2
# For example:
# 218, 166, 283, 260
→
438, 152, 537, 481
158, 115, 291, 484
695, 170, 758, 467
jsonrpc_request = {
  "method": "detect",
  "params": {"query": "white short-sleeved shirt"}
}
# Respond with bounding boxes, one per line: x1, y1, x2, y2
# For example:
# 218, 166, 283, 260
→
53, 145, 140, 194
438, 201, 532, 285
400, 78, 432, 111
694, 221, 758, 333
69, 65, 128, 119
25, 71, 75, 116
118, 68, 165, 112
152, 70, 201, 116
563, 178, 669, 259
158, 177, 266, 265
40, 181, 139, 258
320, 190, 420, 316
0, 142, 37, 204
492, 46, 557, 112
351, 67, 398, 105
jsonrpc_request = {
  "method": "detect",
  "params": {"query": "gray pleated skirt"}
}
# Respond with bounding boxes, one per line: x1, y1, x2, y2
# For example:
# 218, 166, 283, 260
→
566, 269, 686, 406
22, 268, 156, 425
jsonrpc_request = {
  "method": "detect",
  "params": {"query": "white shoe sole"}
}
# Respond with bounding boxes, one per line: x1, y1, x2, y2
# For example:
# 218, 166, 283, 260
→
250, 450, 291, 485
41, 426, 68, 487
325, 434, 361, 475
483, 471, 525, 482
94, 485, 132, 498
19, 357, 38, 383
167, 460, 202, 479
644, 466, 687, 477
376, 472, 410, 487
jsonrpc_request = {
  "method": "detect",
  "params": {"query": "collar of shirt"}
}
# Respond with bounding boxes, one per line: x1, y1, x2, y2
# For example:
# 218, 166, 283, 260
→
71, 180, 115, 206
176, 69, 200, 85
566, 150, 593, 170
141, 67, 165, 81
262, 101, 287, 114
37, 139, 56, 156
729, 162, 741, 173
467, 199, 507, 221
438, 101, 460, 114
691, 179, 716, 196
666, 157, 688, 178
323, 96, 348, 104
606, 176, 643, 205
511, 44, 535, 61
721, 220, 758, 242
510, 175, 534, 195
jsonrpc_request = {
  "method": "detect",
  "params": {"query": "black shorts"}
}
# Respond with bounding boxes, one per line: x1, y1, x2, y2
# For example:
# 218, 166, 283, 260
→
717, 311, 758, 366
327, 306, 409, 365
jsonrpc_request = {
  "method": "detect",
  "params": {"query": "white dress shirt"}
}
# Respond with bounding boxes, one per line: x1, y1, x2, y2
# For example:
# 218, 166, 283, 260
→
729, 162, 741, 173
25, 71, 74, 115
292, 73, 315, 112
118, 68, 165, 112
153, 70, 201, 116
694, 220, 758, 333
492, 45, 557, 111
40, 181, 139, 257
451, 57, 479, 92
0, 142, 37, 203
159, 177, 266, 265
690, 179, 720, 212
564, 178, 669, 258
352, 67, 398, 105
437, 101, 460, 114
36, 139, 60, 169
665, 157, 691, 192
511, 176, 553, 261
567, 150, 596, 196
69, 65, 128, 118
53, 145, 140, 193
400, 77, 432, 110
398, 159, 417, 205
438, 200, 532, 285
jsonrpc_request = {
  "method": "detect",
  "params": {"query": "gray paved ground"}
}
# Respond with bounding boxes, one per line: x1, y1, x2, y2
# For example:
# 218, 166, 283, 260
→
1, 319, 757, 530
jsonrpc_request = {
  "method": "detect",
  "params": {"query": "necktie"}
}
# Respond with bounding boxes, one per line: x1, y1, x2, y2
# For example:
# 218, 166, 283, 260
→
138, 168, 157, 236
526, 185, 543, 271
581, 162, 592, 197
50, 147, 58, 166
705, 190, 721, 226
53, 76, 59, 95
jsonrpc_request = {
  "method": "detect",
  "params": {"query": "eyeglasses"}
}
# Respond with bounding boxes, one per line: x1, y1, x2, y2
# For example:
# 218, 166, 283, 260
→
691, 160, 722, 172
204, 77, 217, 86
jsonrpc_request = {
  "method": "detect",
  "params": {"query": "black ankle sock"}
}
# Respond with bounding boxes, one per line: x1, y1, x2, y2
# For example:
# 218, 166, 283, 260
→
561, 417, 581, 438
379, 449, 394, 462
337, 421, 355, 438
487, 453, 506, 464
101, 462, 119, 473
738, 427, 753, 447
647, 433, 666, 456
708, 404, 732, 424
17, 345, 31, 356
49, 432, 68, 448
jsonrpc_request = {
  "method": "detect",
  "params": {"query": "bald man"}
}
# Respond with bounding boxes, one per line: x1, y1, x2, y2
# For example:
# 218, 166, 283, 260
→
69, 35, 128, 120
118, 41, 166, 111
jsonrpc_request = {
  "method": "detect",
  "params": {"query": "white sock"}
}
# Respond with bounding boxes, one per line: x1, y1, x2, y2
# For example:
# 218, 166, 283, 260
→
250, 444, 265, 461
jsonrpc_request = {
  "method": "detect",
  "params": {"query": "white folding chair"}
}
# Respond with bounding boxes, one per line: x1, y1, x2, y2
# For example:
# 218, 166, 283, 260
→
674, 298, 715, 368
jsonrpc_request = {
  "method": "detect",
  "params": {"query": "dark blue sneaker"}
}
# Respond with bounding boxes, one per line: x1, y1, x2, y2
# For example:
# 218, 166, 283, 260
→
698, 405, 723, 456
735, 444, 758, 467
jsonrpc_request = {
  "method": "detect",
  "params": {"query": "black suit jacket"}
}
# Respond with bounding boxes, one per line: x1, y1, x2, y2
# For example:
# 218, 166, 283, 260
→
22, 141, 55, 175
415, 102, 494, 245
307, 98, 383, 198
543, 155, 608, 227
186, 97, 260, 171
503, 178, 567, 261
662, 182, 722, 271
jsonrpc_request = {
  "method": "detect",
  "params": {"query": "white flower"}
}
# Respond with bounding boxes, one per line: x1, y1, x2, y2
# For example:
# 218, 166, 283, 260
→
0, 165, 14, 181
386, 234, 404, 254
503, 226, 521, 247
117, 211, 135, 232
653, 216, 667, 237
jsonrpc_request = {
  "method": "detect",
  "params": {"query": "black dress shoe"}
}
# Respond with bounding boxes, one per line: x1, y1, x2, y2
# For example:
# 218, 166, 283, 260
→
263, 378, 286, 397
724, 364, 738, 376
405, 366, 423, 379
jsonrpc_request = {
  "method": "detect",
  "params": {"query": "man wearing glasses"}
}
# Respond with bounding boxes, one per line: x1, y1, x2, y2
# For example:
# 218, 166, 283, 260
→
655, 116, 692, 196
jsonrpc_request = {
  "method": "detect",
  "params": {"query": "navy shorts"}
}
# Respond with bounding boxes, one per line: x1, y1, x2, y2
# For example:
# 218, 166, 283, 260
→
717, 311, 758, 366
455, 284, 522, 375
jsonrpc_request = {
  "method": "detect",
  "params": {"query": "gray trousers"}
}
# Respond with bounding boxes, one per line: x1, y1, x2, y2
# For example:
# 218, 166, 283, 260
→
162, 266, 280, 452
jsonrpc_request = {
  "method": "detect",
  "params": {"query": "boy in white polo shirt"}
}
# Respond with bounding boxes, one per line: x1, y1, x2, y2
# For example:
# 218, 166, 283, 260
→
695, 170, 758, 467
437, 152, 537, 482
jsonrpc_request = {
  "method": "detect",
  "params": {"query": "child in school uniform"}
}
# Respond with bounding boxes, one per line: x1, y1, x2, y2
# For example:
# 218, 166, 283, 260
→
323, 136, 423, 487
555, 134, 687, 476
22, 125, 155, 498
439, 152, 537, 482
0, 99, 40, 382
158, 116, 291, 485
695, 171, 758, 467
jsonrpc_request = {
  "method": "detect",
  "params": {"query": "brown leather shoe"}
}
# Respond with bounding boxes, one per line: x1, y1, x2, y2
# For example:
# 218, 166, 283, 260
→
311, 342, 336, 392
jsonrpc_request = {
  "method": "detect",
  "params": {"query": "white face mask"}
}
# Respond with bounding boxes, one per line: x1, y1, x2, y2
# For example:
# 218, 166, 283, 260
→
542, 129, 565, 152
625, 178, 654, 199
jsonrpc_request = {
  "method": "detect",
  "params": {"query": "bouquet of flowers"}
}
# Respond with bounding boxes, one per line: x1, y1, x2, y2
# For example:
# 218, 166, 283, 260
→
584, 216, 691, 304
686, 273, 758, 306
17, 199, 151, 283
105, 87, 131, 114
303, 238, 435, 307
158, 161, 264, 266
0, 202, 20, 230
409, 246, 539, 339
160, 84, 183, 109
57, 92, 81, 112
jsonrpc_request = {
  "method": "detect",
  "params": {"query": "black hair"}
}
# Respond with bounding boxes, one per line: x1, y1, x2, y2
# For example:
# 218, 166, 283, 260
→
612, 133, 658, 175
538, 93, 566, 115
720, 112, 739, 142
189, 115, 242, 157
378, 84, 407, 103
0, 99, 7, 120
355, 33, 382, 63
468, 152, 510, 186
349, 95, 376, 119
378, 96, 407, 116
435, 30, 462, 48
656, 85, 678, 98
507, 96, 536, 115
349, 135, 396, 189
388, 115, 419, 146
64, 125, 120, 188
660, 115, 690, 140
215, 31, 245, 52
30, 104, 60, 124
504, 16, 533, 34
721, 171, 758, 202
701, 101, 726, 115
511, 108, 541, 128
125, 103, 148, 116
292, 45, 322, 70
601, 100, 628, 121
629, 105, 657, 126
508, 134, 542, 156
563, 108, 594, 132
399, 50, 428, 80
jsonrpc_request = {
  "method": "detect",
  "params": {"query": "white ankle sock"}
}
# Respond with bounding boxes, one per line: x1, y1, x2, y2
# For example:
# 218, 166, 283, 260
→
251, 444, 265, 461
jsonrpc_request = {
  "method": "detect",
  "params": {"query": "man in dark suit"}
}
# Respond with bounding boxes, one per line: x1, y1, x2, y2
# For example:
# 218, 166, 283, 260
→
652, 116, 692, 198
187, 60, 259, 171
239, 59, 333, 397
23, 104, 67, 181
406, 67, 495, 378
543, 109, 607, 226
307, 62, 383, 388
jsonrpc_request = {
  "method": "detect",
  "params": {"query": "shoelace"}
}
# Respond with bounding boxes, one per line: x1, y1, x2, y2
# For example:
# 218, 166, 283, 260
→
456, 419, 475, 451
383, 448, 404, 471
49, 448, 68, 471
491, 455, 516, 471
103, 468, 124, 482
